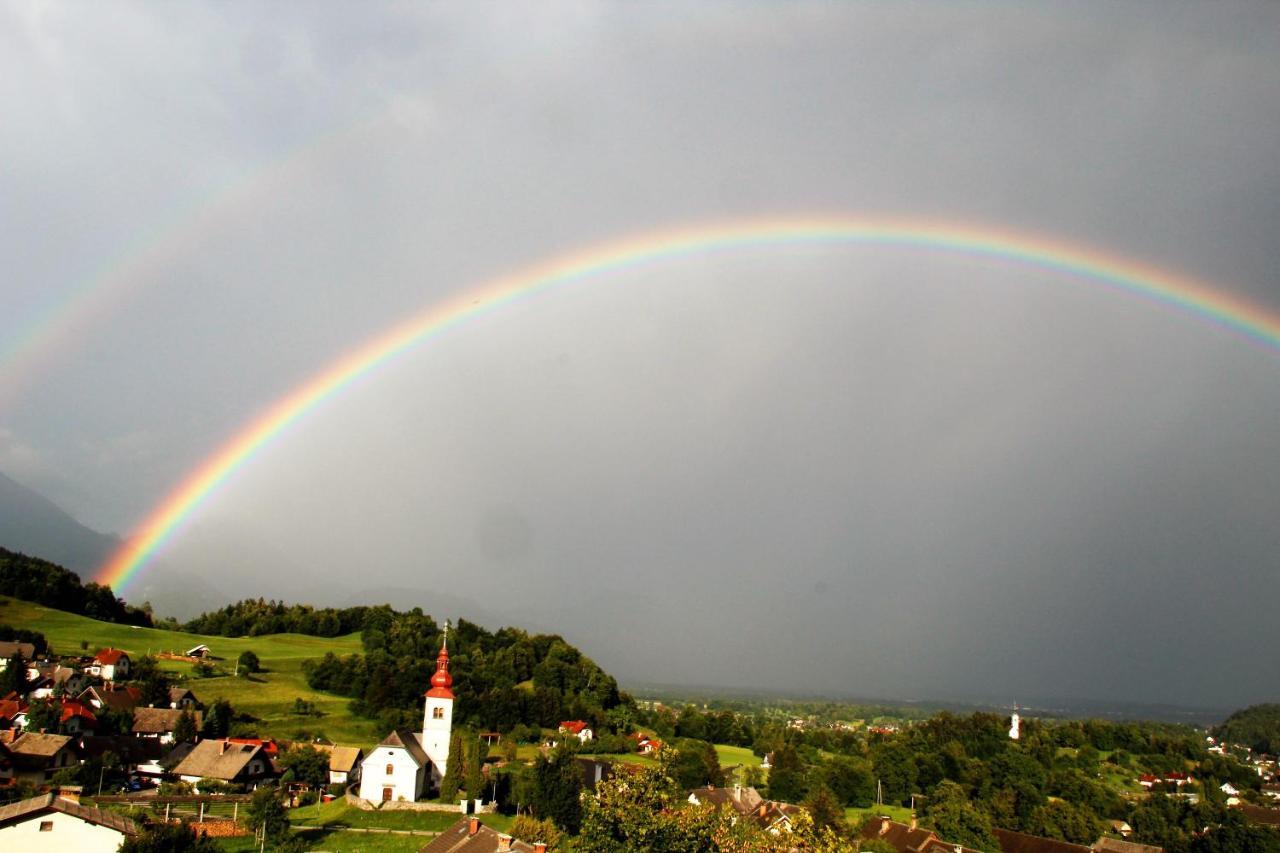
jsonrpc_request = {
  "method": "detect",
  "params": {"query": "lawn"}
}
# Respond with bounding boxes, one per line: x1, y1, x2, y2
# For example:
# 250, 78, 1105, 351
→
846, 803, 916, 828
289, 799, 515, 833
714, 743, 766, 785
0, 595, 381, 748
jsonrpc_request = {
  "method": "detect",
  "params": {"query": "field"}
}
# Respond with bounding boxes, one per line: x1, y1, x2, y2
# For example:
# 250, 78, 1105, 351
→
845, 803, 916, 828
0, 595, 382, 749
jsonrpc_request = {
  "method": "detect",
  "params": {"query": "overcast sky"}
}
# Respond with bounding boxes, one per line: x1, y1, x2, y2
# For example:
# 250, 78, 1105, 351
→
2, 2, 1278, 709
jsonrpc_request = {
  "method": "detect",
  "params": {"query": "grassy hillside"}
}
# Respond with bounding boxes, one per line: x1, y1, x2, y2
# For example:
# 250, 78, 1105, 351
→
0, 595, 382, 748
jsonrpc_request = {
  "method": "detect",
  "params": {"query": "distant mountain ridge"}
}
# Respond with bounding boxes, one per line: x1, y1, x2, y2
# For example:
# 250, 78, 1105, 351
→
0, 470, 121, 575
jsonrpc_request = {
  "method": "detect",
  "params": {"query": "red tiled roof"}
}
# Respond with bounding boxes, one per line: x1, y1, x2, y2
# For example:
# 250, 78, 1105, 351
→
94, 648, 128, 665
60, 701, 96, 722
559, 720, 588, 734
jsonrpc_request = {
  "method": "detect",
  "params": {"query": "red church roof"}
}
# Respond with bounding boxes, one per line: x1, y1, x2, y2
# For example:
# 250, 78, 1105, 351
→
426, 638, 454, 700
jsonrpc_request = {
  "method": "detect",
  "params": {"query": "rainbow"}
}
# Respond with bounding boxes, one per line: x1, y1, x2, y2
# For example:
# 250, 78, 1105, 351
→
0, 111, 388, 410
94, 216, 1280, 592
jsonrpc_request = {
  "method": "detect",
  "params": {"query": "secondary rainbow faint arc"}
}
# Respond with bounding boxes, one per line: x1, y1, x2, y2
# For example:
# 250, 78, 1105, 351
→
95, 216, 1280, 593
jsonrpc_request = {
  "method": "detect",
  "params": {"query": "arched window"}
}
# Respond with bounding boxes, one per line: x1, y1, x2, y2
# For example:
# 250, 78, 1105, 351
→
386, 763, 394, 775
433, 707, 444, 719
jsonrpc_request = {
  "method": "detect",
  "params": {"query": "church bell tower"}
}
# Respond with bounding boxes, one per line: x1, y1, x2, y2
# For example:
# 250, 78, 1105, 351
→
422, 622, 455, 783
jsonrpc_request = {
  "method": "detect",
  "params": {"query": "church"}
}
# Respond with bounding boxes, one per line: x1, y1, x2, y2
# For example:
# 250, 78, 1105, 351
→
357, 626, 455, 803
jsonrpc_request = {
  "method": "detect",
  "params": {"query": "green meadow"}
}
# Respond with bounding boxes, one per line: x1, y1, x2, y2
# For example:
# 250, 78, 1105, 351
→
0, 595, 381, 749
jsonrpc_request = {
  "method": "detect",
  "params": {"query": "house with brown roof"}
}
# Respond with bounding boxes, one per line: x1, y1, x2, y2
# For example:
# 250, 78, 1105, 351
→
0, 642, 36, 665
1092, 838, 1164, 853
860, 817, 940, 853
0, 792, 138, 851
168, 686, 201, 710
132, 707, 201, 744
172, 738, 273, 789
994, 828, 1092, 853
688, 785, 800, 835
313, 743, 364, 785
91, 649, 130, 682
2, 732, 79, 783
79, 683, 143, 714
419, 816, 547, 852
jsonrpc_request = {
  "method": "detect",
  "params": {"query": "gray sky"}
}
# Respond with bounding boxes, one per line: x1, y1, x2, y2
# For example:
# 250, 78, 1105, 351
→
2, 2, 1278, 709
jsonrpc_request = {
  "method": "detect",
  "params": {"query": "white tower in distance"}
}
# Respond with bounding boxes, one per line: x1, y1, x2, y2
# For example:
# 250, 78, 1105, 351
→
421, 621, 455, 786
1009, 705, 1021, 741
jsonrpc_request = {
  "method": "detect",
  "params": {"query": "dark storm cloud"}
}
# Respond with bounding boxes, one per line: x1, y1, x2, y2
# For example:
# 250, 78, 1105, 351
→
1, 2, 1278, 708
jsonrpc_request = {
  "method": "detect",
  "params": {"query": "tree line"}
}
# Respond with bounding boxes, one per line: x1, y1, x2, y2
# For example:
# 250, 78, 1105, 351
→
0, 547, 151, 626
299, 609, 629, 732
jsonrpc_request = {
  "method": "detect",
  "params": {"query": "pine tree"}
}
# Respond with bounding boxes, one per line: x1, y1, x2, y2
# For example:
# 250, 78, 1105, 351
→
172, 709, 197, 743
465, 737, 486, 801
439, 731, 463, 801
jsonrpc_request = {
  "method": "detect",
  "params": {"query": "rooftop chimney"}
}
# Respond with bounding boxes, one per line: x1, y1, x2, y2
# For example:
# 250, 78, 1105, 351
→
468, 816, 479, 836
497, 834, 513, 851
534, 845, 547, 853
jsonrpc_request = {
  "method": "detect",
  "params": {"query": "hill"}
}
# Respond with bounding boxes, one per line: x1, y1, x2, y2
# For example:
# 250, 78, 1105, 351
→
1214, 703, 1280, 753
0, 470, 120, 575
0, 594, 382, 747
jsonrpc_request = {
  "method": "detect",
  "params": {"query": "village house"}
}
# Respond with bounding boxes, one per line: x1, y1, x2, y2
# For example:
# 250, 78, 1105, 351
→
0, 641, 36, 665
688, 785, 800, 836
0, 792, 138, 852
90, 649, 130, 682
313, 744, 363, 786
557, 720, 593, 743
1, 732, 79, 783
637, 735, 662, 755
79, 683, 143, 714
168, 686, 201, 709
172, 739, 273, 790
131, 707, 201, 744
0, 695, 24, 729
420, 816, 548, 853
358, 626, 455, 803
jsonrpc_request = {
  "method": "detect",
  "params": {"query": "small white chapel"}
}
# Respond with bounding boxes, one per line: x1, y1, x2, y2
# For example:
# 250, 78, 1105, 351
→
357, 624, 455, 803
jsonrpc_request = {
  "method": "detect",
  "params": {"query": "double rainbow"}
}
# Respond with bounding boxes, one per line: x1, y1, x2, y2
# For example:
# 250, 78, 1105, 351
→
94, 216, 1280, 593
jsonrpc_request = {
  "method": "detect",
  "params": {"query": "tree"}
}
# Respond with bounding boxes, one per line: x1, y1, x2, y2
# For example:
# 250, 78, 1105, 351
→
25, 699, 61, 733
237, 650, 261, 675
578, 758, 720, 852
172, 710, 198, 744
245, 786, 289, 842
923, 780, 999, 852
465, 737, 486, 800
510, 815, 563, 849
279, 745, 330, 789
1025, 800, 1100, 845
532, 745, 584, 833
802, 783, 849, 836
119, 819, 221, 852
201, 699, 233, 738
439, 731, 464, 801
766, 743, 807, 803
0, 652, 28, 696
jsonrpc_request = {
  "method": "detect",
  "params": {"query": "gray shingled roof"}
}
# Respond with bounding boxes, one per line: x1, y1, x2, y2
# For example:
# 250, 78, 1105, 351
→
379, 729, 429, 766
132, 706, 202, 734
7, 731, 74, 758
0, 793, 139, 835
171, 739, 263, 781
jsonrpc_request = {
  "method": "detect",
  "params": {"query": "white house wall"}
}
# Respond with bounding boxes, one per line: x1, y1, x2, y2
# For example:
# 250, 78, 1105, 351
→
0, 810, 128, 853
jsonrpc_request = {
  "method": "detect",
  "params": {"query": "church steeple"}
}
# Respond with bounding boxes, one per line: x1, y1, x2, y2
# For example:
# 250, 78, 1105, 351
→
426, 622, 454, 700
422, 621, 455, 786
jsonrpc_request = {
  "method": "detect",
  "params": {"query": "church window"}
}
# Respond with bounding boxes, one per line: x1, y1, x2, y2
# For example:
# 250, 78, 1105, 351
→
433, 707, 444, 719
386, 763, 394, 775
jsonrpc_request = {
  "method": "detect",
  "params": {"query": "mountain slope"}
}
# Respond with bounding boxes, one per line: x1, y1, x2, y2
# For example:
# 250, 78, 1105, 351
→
0, 470, 120, 575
